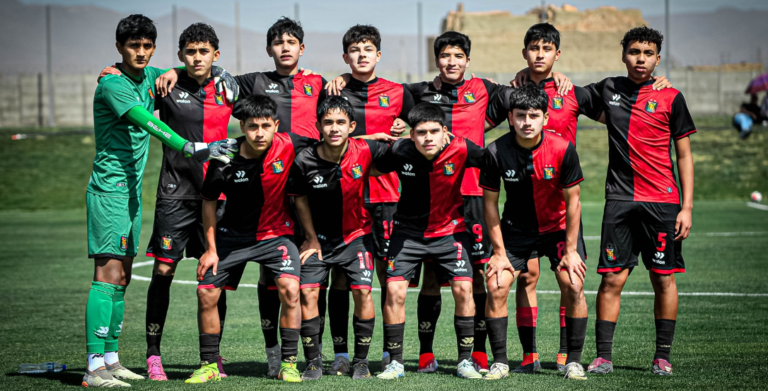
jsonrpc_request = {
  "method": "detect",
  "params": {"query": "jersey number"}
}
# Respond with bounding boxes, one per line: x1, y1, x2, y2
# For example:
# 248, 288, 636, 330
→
472, 224, 483, 243
656, 232, 667, 252
383, 220, 394, 240
453, 242, 463, 260
357, 252, 373, 270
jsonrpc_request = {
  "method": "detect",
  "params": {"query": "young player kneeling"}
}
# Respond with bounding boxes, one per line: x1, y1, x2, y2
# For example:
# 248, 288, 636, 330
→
480, 83, 588, 380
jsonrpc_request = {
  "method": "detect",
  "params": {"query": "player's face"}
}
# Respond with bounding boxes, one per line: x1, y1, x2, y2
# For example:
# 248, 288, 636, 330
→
318, 109, 356, 148
179, 41, 220, 81
241, 117, 279, 154
411, 121, 447, 159
523, 39, 560, 75
622, 41, 660, 82
268, 33, 304, 69
116, 38, 156, 72
510, 108, 548, 142
343, 40, 381, 75
436, 45, 469, 84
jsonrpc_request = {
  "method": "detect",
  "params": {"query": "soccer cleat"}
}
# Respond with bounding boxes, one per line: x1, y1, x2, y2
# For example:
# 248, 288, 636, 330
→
278, 361, 302, 383
377, 360, 405, 380
556, 353, 568, 372
351, 361, 373, 380
265, 344, 281, 377
301, 357, 323, 381
214, 356, 228, 378
146, 356, 167, 381
380, 352, 391, 373
105, 362, 145, 380
417, 353, 439, 373
483, 363, 509, 380
184, 362, 220, 384
587, 357, 614, 374
457, 359, 483, 379
513, 353, 541, 373
82, 366, 131, 387
471, 351, 489, 374
652, 358, 673, 376
326, 355, 350, 376
563, 362, 587, 380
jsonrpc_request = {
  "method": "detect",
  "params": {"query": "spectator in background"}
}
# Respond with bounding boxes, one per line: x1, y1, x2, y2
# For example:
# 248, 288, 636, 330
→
733, 94, 767, 139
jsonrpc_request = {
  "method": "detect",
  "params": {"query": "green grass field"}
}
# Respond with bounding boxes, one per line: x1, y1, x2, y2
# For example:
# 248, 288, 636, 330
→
1, 119, 768, 389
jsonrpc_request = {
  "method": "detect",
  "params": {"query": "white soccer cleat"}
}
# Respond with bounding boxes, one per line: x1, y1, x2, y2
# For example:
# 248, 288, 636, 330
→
564, 362, 588, 380
377, 360, 404, 380
457, 359, 483, 379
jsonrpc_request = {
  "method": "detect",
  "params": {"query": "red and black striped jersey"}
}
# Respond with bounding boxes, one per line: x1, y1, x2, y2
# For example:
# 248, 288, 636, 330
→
375, 136, 484, 238
234, 71, 327, 140
406, 78, 507, 197
319, 77, 415, 204
584, 77, 696, 204
200, 133, 314, 239
481, 132, 583, 235
287, 138, 389, 247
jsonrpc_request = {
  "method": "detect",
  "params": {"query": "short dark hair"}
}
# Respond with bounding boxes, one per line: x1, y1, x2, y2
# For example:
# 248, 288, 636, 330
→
524, 23, 560, 50
621, 26, 663, 53
178, 23, 219, 51
433, 31, 471, 58
409, 103, 446, 128
317, 95, 355, 121
509, 83, 549, 114
238, 95, 278, 121
116, 14, 157, 45
342, 24, 381, 54
267, 17, 304, 46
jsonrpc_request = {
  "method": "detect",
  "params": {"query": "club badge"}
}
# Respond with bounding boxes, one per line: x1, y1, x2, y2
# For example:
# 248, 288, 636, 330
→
463, 92, 476, 104
543, 166, 555, 180
147, 88, 155, 100
272, 160, 284, 174
645, 99, 658, 113
605, 245, 616, 261
351, 164, 363, 179
119, 235, 128, 251
303, 84, 313, 97
379, 95, 390, 108
551, 96, 563, 110
161, 236, 172, 250
443, 162, 455, 176
215, 94, 224, 106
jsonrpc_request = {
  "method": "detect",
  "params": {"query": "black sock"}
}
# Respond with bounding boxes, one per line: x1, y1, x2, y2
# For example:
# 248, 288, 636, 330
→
199, 333, 220, 364
473, 293, 488, 353
328, 289, 349, 354
565, 317, 588, 364
317, 288, 328, 341
146, 273, 173, 357
258, 283, 280, 348
595, 320, 617, 362
417, 294, 442, 355
384, 323, 405, 363
654, 319, 676, 362
300, 317, 321, 362
280, 328, 300, 362
352, 316, 375, 364
217, 290, 227, 350
559, 306, 568, 354
455, 315, 474, 362
516, 307, 538, 354
486, 317, 509, 365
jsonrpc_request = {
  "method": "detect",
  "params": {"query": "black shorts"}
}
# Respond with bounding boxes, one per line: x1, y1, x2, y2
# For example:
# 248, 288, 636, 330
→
146, 199, 224, 263
598, 200, 685, 275
365, 202, 397, 260
504, 227, 587, 273
386, 233, 473, 286
463, 196, 492, 264
198, 234, 300, 291
300, 235, 375, 290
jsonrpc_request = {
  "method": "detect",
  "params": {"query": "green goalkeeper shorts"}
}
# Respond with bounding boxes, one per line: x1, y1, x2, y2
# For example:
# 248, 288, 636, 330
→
87, 192, 142, 260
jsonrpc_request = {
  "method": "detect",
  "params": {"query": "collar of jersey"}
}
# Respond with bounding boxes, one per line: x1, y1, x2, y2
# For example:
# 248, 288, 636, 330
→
536, 77, 556, 89
347, 76, 379, 89
233, 136, 274, 163
435, 78, 465, 91
511, 129, 545, 152
177, 72, 214, 94
115, 63, 144, 83
622, 77, 655, 89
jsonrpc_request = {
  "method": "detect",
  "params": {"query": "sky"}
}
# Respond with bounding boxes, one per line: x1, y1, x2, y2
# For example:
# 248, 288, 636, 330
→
19, 0, 768, 35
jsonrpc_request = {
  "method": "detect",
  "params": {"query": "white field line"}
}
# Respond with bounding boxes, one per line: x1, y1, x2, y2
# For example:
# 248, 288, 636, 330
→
747, 202, 768, 211
583, 231, 768, 240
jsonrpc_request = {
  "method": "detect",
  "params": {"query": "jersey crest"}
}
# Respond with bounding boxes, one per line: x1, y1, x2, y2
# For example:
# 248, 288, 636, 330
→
215, 94, 224, 106
161, 236, 172, 250
443, 162, 455, 176
303, 84, 313, 97
119, 235, 128, 251
463, 92, 476, 104
543, 166, 555, 180
605, 245, 616, 261
148, 88, 155, 100
272, 160, 284, 174
551, 96, 563, 110
378, 94, 390, 108
645, 99, 658, 113
352, 164, 363, 179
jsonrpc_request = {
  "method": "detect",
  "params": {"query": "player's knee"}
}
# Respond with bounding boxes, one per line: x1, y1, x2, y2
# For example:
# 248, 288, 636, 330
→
197, 289, 219, 310
650, 273, 676, 292
300, 288, 319, 307
153, 262, 176, 276
280, 282, 301, 307
451, 281, 473, 298
487, 284, 509, 307
352, 288, 371, 302
563, 281, 584, 302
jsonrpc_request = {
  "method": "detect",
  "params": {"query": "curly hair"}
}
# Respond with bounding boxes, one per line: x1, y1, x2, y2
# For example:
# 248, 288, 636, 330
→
178, 23, 219, 51
267, 17, 304, 46
621, 26, 663, 53
342, 24, 381, 54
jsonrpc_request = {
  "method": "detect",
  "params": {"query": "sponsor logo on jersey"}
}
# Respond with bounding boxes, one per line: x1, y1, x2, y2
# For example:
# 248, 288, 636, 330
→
463, 92, 476, 103
379, 94, 390, 108
504, 169, 518, 182
401, 163, 415, 176
645, 99, 658, 113
543, 166, 555, 180
266, 83, 280, 94
605, 245, 616, 261
352, 164, 363, 179
443, 162, 455, 175
148, 88, 155, 100
234, 170, 249, 183
609, 94, 621, 106
454, 259, 467, 272
161, 236, 172, 250
312, 175, 327, 188
432, 94, 442, 102
95, 326, 109, 338
552, 96, 563, 110
303, 84, 313, 96
653, 251, 665, 264
473, 243, 483, 251
176, 91, 191, 104
272, 160, 284, 174
119, 235, 128, 251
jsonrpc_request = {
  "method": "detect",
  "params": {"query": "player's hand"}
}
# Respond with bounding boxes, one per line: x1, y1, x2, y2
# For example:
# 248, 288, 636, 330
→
300, 238, 322, 264
367, 132, 399, 142
652, 75, 673, 90
511, 68, 530, 88
97, 64, 121, 82
299, 67, 317, 76
390, 118, 407, 137
183, 139, 239, 163
556, 250, 586, 285
552, 72, 573, 95
325, 74, 351, 95
485, 252, 514, 288
155, 68, 181, 97
197, 251, 219, 281
212, 66, 240, 103
675, 208, 692, 240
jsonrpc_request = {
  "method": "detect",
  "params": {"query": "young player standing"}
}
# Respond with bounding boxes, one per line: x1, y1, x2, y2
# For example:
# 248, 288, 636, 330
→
289, 96, 393, 380
480, 83, 589, 381
375, 103, 486, 380
191, 95, 314, 383
84, 15, 236, 388
582, 27, 695, 376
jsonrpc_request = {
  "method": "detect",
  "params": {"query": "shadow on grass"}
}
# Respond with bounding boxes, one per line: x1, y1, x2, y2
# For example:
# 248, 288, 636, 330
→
6, 369, 85, 387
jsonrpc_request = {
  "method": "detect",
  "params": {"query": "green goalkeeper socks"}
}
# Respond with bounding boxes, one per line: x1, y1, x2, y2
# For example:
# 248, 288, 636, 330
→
85, 281, 117, 354
104, 285, 126, 353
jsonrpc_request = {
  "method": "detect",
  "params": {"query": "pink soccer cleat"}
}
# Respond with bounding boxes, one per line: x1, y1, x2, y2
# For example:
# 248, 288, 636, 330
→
146, 355, 168, 381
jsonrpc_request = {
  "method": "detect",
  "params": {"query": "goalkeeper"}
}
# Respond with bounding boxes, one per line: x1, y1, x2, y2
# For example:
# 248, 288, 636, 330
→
82, 14, 237, 388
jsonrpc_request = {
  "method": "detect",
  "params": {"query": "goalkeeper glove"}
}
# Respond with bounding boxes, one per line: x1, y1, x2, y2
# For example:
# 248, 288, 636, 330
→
183, 139, 239, 164
211, 66, 239, 103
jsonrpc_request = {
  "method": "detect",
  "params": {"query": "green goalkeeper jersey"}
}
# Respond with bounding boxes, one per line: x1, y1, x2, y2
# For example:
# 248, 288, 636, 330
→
88, 65, 165, 197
